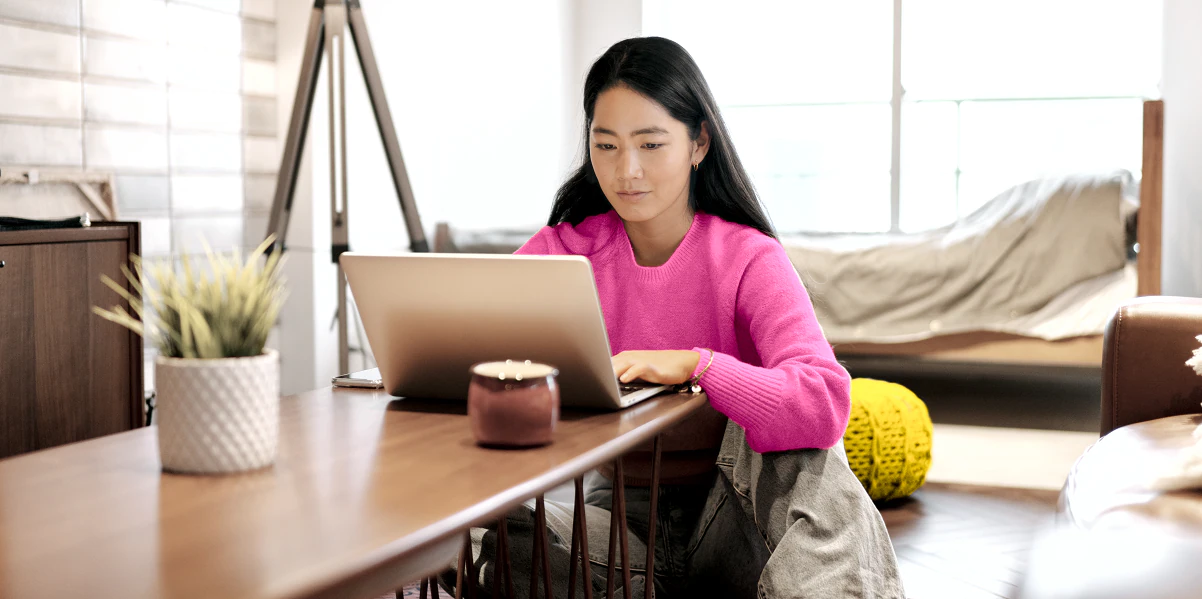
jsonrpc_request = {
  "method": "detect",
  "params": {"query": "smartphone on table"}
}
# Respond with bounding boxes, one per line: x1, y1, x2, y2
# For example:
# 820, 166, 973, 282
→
331, 368, 384, 389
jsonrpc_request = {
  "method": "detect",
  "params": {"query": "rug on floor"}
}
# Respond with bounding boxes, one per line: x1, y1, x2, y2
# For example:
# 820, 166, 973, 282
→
375, 581, 425, 599
926, 424, 1097, 490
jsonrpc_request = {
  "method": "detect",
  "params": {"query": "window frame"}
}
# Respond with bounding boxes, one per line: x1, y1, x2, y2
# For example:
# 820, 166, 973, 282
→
708, 0, 1156, 235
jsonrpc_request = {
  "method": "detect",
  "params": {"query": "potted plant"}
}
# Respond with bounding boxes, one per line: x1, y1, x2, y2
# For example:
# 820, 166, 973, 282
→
94, 237, 286, 474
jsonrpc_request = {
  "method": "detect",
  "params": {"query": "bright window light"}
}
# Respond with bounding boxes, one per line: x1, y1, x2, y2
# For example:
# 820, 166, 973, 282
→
644, 0, 1162, 234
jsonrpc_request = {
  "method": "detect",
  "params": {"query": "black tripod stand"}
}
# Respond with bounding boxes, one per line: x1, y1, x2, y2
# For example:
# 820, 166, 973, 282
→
266, 0, 428, 373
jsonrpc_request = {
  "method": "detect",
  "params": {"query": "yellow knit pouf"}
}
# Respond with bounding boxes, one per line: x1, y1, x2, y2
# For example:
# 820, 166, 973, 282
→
842, 378, 933, 502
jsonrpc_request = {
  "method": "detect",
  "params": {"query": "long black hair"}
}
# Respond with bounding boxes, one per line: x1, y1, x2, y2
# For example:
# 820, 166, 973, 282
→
548, 36, 776, 239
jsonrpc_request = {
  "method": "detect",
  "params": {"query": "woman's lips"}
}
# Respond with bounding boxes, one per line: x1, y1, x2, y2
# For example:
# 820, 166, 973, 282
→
616, 191, 649, 202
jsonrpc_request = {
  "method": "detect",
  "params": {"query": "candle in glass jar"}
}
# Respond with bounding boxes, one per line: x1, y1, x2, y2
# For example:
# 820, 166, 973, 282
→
468, 360, 559, 448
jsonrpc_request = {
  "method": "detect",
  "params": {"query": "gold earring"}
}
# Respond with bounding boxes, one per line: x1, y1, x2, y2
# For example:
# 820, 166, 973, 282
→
693, 162, 699, 172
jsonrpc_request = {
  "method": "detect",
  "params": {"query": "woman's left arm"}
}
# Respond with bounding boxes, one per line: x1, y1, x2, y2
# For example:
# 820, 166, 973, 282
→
695, 243, 851, 453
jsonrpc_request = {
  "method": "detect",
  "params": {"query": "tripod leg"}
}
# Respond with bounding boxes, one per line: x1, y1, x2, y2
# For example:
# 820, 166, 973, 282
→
266, 2, 326, 254
325, 3, 352, 374
345, 1, 429, 252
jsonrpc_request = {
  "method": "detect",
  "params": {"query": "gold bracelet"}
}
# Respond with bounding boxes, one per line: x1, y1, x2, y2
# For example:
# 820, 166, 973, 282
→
687, 348, 715, 393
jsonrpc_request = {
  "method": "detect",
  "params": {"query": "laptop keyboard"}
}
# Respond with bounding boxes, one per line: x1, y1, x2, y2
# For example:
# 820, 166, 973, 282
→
621, 383, 665, 396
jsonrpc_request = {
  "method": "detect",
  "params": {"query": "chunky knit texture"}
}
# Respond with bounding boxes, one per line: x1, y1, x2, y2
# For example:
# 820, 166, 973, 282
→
843, 378, 933, 501
516, 210, 851, 452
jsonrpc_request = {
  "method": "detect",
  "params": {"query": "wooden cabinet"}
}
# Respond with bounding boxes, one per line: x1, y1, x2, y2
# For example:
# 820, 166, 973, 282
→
0, 223, 144, 459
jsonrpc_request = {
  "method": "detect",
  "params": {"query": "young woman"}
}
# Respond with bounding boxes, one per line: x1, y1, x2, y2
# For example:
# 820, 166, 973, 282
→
460, 36, 902, 598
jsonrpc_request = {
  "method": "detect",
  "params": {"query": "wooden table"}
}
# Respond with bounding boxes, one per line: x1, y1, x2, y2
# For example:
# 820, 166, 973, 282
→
1061, 414, 1202, 531
0, 386, 707, 599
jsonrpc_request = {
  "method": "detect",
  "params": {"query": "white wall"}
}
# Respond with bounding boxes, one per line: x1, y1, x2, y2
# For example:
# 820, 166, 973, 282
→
567, 0, 643, 168
342, 0, 576, 247
1161, 0, 1202, 297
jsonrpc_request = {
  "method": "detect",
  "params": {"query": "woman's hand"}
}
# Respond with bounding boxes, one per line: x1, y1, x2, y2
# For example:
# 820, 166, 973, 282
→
611, 350, 701, 386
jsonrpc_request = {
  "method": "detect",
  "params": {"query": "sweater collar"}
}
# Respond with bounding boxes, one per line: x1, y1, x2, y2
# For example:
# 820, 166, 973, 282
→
606, 210, 708, 283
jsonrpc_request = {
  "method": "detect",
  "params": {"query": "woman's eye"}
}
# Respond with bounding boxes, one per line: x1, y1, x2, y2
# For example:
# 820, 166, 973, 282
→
593, 143, 616, 151
643, 143, 663, 150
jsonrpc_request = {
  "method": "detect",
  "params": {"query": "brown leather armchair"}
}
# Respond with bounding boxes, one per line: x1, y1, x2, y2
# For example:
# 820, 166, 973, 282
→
1101, 296, 1202, 435
1030, 298, 1202, 599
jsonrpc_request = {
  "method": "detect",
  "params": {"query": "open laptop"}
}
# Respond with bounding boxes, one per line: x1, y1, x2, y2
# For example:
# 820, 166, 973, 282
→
339, 252, 671, 409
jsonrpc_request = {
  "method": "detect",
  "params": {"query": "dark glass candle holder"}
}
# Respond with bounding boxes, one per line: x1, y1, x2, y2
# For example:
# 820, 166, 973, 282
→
468, 360, 559, 448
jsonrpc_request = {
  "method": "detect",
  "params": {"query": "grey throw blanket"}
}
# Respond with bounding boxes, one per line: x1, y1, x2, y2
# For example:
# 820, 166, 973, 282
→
783, 172, 1135, 342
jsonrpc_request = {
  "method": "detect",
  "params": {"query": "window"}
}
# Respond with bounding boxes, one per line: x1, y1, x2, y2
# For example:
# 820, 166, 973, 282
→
643, 0, 1162, 233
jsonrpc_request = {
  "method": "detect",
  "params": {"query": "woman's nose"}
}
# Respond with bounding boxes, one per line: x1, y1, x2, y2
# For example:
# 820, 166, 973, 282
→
617, 149, 642, 180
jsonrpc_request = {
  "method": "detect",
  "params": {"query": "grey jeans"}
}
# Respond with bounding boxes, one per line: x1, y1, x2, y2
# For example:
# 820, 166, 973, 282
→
453, 422, 904, 598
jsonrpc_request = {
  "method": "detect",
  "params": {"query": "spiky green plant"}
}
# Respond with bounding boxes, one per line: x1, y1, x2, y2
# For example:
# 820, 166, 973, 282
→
93, 236, 287, 359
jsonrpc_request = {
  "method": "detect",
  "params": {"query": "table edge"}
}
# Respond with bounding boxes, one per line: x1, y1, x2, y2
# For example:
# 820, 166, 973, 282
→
289, 392, 712, 599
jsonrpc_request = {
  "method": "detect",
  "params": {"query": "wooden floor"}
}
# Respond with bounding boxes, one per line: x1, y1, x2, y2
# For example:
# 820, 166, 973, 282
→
880, 482, 1061, 599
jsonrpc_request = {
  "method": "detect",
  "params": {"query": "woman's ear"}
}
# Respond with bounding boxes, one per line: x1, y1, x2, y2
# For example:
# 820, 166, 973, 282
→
692, 121, 712, 167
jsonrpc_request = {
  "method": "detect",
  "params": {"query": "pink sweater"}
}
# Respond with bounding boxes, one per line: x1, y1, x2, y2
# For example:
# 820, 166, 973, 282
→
516, 210, 851, 452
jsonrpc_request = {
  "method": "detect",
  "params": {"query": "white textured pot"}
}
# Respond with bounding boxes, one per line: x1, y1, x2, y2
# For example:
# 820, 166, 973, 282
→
155, 349, 280, 474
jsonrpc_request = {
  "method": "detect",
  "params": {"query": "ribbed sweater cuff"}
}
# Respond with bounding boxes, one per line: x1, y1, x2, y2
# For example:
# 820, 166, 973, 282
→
691, 347, 784, 432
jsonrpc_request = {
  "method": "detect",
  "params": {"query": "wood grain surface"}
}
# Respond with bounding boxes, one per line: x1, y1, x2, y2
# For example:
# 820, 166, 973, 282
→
0, 386, 707, 599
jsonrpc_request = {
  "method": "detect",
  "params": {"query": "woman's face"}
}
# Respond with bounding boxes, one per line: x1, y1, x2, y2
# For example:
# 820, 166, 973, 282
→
589, 85, 709, 225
